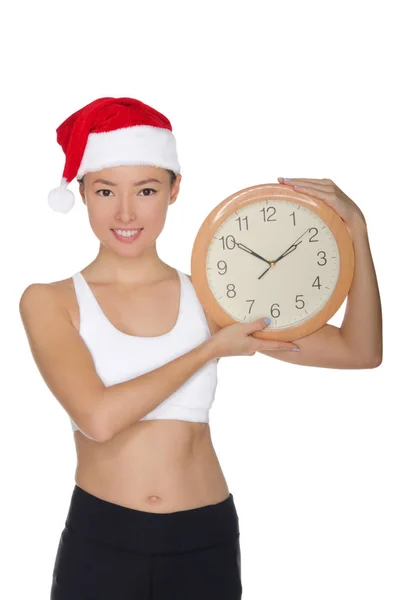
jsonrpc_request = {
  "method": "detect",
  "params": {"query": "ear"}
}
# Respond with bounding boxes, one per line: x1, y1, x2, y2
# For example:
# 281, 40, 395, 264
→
79, 181, 86, 205
170, 174, 182, 205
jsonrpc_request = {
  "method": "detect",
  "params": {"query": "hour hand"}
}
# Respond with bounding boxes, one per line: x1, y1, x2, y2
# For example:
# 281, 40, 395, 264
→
236, 243, 271, 265
273, 227, 310, 264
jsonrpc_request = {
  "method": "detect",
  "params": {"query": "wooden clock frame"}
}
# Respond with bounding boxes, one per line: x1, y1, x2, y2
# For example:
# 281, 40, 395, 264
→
190, 183, 355, 342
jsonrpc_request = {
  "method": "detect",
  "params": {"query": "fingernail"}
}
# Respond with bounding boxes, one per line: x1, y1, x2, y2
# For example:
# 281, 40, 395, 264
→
277, 347, 299, 352
264, 317, 271, 325
276, 347, 299, 351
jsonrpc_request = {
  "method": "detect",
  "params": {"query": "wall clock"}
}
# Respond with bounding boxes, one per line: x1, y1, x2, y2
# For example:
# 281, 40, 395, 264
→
190, 183, 355, 342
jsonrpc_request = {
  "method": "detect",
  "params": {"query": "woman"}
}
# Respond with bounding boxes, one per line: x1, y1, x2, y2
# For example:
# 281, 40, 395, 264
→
19, 97, 381, 599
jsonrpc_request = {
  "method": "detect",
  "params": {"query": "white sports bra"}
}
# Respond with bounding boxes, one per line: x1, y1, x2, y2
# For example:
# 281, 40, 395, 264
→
70, 268, 218, 437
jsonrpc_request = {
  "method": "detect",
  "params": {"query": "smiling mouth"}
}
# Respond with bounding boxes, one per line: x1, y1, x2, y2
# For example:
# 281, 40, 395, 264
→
111, 228, 143, 241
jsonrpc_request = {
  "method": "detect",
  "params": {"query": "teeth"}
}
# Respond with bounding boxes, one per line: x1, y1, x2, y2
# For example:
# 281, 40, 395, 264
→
114, 229, 140, 237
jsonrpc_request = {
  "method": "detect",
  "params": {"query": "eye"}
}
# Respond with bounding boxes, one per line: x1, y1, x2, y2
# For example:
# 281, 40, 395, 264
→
96, 189, 114, 197
138, 188, 157, 196
95, 188, 157, 198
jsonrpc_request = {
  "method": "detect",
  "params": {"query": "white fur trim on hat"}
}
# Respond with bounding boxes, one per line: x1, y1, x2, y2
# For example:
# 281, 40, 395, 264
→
48, 178, 76, 213
76, 125, 181, 179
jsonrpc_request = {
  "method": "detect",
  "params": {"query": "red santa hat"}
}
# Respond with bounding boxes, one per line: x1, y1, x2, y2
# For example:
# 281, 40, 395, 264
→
48, 96, 181, 213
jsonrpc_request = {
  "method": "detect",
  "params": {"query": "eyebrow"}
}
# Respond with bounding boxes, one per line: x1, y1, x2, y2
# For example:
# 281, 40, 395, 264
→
92, 177, 162, 187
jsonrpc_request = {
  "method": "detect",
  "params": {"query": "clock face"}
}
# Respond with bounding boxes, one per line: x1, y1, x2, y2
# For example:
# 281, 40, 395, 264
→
206, 198, 341, 329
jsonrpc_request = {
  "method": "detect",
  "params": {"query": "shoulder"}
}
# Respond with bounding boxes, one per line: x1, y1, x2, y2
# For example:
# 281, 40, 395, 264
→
18, 284, 65, 337
185, 273, 221, 336
19, 279, 74, 323
19, 281, 60, 307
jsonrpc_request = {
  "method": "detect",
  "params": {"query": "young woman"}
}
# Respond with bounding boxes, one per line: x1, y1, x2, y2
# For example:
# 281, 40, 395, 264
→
19, 97, 382, 599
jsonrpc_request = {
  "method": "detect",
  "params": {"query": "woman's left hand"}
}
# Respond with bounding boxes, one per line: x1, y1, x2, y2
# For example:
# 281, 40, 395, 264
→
277, 177, 366, 234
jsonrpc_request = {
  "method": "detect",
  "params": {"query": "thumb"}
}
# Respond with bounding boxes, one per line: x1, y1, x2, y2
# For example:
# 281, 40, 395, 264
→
245, 317, 300, 351
245, 316, 271, 333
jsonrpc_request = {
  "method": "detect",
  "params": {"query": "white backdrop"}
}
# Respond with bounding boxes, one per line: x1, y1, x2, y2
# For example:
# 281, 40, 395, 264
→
2, 1, 395, 598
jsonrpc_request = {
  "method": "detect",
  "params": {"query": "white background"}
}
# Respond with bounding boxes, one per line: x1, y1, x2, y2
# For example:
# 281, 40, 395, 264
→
2, 1, 395, 598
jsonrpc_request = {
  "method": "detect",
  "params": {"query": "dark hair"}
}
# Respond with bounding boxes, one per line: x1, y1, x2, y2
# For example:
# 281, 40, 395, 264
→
78, 169, 177, 188
168, 169, 177, 187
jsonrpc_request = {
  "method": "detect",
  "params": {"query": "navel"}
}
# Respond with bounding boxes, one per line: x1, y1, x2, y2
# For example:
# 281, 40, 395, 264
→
147, 495, 162, 502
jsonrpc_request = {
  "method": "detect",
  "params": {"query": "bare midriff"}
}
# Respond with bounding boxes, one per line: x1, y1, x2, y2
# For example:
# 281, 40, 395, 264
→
73, 418, 230, 512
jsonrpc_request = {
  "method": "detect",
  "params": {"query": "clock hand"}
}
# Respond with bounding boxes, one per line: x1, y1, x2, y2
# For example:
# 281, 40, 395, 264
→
273, 227, 311, 264
236, 243, 271, 265
272, 240, 302, 263
258, 265, 272, 278
257, 245, 301, 279
236, 242, 273, 280
257, 227, 311, 279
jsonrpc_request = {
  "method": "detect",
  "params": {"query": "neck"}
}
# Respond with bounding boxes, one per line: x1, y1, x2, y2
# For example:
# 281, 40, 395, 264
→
84, 242, 171, 285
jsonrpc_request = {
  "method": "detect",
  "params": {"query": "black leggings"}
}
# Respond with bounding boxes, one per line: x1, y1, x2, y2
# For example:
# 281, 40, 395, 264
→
50, 485, 242, 599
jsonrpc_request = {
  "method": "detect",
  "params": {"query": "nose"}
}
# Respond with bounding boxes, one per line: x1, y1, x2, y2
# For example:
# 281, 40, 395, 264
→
115, 192, 138, 223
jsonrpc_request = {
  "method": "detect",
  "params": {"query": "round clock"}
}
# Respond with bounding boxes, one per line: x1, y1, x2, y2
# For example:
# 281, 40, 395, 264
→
190, 183, 355, 342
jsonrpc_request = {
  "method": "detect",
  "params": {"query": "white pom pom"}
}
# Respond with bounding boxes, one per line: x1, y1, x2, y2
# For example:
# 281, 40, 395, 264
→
48, 182, 75, 213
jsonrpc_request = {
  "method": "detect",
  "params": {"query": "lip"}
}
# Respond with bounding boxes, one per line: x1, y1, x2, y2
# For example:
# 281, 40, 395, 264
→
111, 228, 143, 243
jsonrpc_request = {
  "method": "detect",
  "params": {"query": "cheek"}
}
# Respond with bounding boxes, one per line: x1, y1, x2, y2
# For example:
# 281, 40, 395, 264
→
87, 211, 114, 239
150, 197, 169, 220
135, 199, 167, 225
87, 201, 112, 223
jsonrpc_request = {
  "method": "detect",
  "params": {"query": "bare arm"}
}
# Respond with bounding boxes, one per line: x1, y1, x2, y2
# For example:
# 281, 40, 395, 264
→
19, 284, 217, 444
338, 217, 382, 364
98, 342, 214, 441
258, 216, 383, 369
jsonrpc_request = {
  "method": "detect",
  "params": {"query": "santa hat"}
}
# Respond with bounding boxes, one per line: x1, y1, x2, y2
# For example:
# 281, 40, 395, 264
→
48, 97, 181, 213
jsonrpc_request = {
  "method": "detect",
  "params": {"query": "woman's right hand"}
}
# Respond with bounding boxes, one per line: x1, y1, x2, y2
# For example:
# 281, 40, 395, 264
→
208, 317, 300, 358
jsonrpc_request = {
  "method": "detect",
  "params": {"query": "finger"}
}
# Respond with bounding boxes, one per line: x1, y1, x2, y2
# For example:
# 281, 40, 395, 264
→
260, 342, 300, 351
289, 186, 332, 200
278, 177, 333, 187
252, 317, 271, 329
265, 346, 300, 352
278, 177, 331, 184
